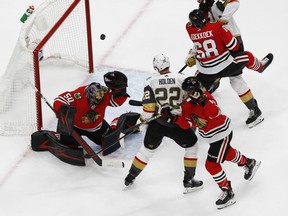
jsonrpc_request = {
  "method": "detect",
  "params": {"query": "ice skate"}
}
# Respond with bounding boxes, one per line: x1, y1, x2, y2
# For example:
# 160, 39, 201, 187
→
244, 158, 261, 181
258, 53, 273, 73
246, 102, 264, 128
123, 173, 135, 190
216, 181, 236, 209
183, 171, 203, 194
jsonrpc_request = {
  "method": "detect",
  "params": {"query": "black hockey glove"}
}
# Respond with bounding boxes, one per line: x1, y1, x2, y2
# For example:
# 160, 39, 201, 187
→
189, 89, 208, 107
199, 0, 215, 12
104, 71, 127, 90
160, 104, 178, 124
216, 0, 225, 11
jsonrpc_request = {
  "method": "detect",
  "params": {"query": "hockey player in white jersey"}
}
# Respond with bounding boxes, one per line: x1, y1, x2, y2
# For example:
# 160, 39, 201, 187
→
124, 54, 203, 193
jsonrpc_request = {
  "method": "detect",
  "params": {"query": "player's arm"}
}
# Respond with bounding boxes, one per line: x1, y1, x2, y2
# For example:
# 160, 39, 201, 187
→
219, 1, 240, 19
53, 91, 74, 114
201, 92, 221, 119
141, 84, 157, 119
219, 24, 239, 51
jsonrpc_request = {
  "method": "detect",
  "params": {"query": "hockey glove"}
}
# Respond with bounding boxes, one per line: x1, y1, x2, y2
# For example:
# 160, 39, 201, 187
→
216, 0, 227, 12
199, 0, 215, 12
219, 19, 229, 25
160, 104, 178, 124
185, 49, 197, 67
136, 116, 148, 132
186, 57, 196, 67
189, 89, 208, 107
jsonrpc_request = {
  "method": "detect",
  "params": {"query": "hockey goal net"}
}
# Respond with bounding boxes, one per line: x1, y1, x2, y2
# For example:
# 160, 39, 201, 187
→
0, 0, 94, 135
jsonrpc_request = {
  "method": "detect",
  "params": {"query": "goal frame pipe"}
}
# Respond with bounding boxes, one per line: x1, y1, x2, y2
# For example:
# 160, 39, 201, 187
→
33, 0, 94, 130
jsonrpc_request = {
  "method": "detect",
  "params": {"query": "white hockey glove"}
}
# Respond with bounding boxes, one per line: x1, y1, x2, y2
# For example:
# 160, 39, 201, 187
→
136, 115, 148, 132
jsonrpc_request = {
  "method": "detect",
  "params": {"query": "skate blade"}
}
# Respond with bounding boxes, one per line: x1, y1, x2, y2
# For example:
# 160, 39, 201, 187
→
247, 161, 261, 181
183, 185, 204, 194
217, 199, 236, 209
122, 183, 134, 191
247, 115, 264, 128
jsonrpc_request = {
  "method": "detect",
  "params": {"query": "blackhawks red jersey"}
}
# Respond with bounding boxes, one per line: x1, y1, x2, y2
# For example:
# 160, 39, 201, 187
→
186, 21, 239, 75
180, 92, 232, 143
53, 85, 128, 132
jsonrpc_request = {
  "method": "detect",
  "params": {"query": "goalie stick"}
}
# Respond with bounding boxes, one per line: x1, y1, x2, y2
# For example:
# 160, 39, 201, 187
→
28, 81, 124, 168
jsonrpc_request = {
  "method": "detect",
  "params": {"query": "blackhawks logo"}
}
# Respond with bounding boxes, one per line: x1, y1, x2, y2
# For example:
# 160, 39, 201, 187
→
191, 114, 207, 128
74, 92, 82, 100
81, 110, 100, 124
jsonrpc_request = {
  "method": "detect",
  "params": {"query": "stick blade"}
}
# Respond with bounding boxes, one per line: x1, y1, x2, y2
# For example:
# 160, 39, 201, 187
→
102, 160, 125, 168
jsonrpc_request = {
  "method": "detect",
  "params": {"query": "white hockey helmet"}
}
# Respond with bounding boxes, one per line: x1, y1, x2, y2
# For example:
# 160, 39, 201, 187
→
153, 53, 170, 72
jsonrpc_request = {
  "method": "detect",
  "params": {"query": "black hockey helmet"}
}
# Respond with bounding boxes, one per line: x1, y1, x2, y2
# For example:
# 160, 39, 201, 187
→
189, 9, 207, 28
104, 71, 128, 90
85, 82, 104, 105
182, 76, 202, 92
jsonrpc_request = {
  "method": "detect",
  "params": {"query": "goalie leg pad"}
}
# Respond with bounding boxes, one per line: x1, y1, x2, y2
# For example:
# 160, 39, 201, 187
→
57, 104, 77, 135
31, 130, 85, 166
102, 114, 127, 156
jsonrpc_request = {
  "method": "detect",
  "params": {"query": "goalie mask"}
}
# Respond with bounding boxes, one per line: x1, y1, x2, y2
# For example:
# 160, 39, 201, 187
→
153, 53, 170, 72
85, 82, 104, 106
189, 9, 207, 28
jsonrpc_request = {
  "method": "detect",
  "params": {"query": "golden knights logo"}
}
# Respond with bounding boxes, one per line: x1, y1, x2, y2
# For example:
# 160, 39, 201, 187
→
81, 110, 100, 124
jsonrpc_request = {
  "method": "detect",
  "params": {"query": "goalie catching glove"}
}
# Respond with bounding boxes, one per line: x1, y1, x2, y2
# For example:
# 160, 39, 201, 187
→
104, 71, 129, 98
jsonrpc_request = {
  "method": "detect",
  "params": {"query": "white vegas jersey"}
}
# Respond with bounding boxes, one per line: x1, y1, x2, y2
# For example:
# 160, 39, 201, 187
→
143, 72, 187, 109
210, 0, 241, 37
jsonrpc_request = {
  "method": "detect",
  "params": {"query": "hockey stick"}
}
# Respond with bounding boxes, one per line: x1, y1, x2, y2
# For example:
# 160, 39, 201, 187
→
28, 82, 58, 117
92, 97, 192, 156
207, 78, 221, 93
129, 99, 142, 106
178, 65, 188, 74
95, 115, 161, 155
28, 81, 124, 168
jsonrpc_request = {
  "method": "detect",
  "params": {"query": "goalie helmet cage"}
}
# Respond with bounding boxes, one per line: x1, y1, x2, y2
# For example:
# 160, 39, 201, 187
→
0, 0, 94, 135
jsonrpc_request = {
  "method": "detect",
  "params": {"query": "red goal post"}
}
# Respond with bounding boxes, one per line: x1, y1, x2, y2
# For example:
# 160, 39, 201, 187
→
0, 0, 94, 135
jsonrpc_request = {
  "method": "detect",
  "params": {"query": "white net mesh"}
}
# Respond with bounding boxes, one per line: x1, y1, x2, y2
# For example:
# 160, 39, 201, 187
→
0, 0, 92, 135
